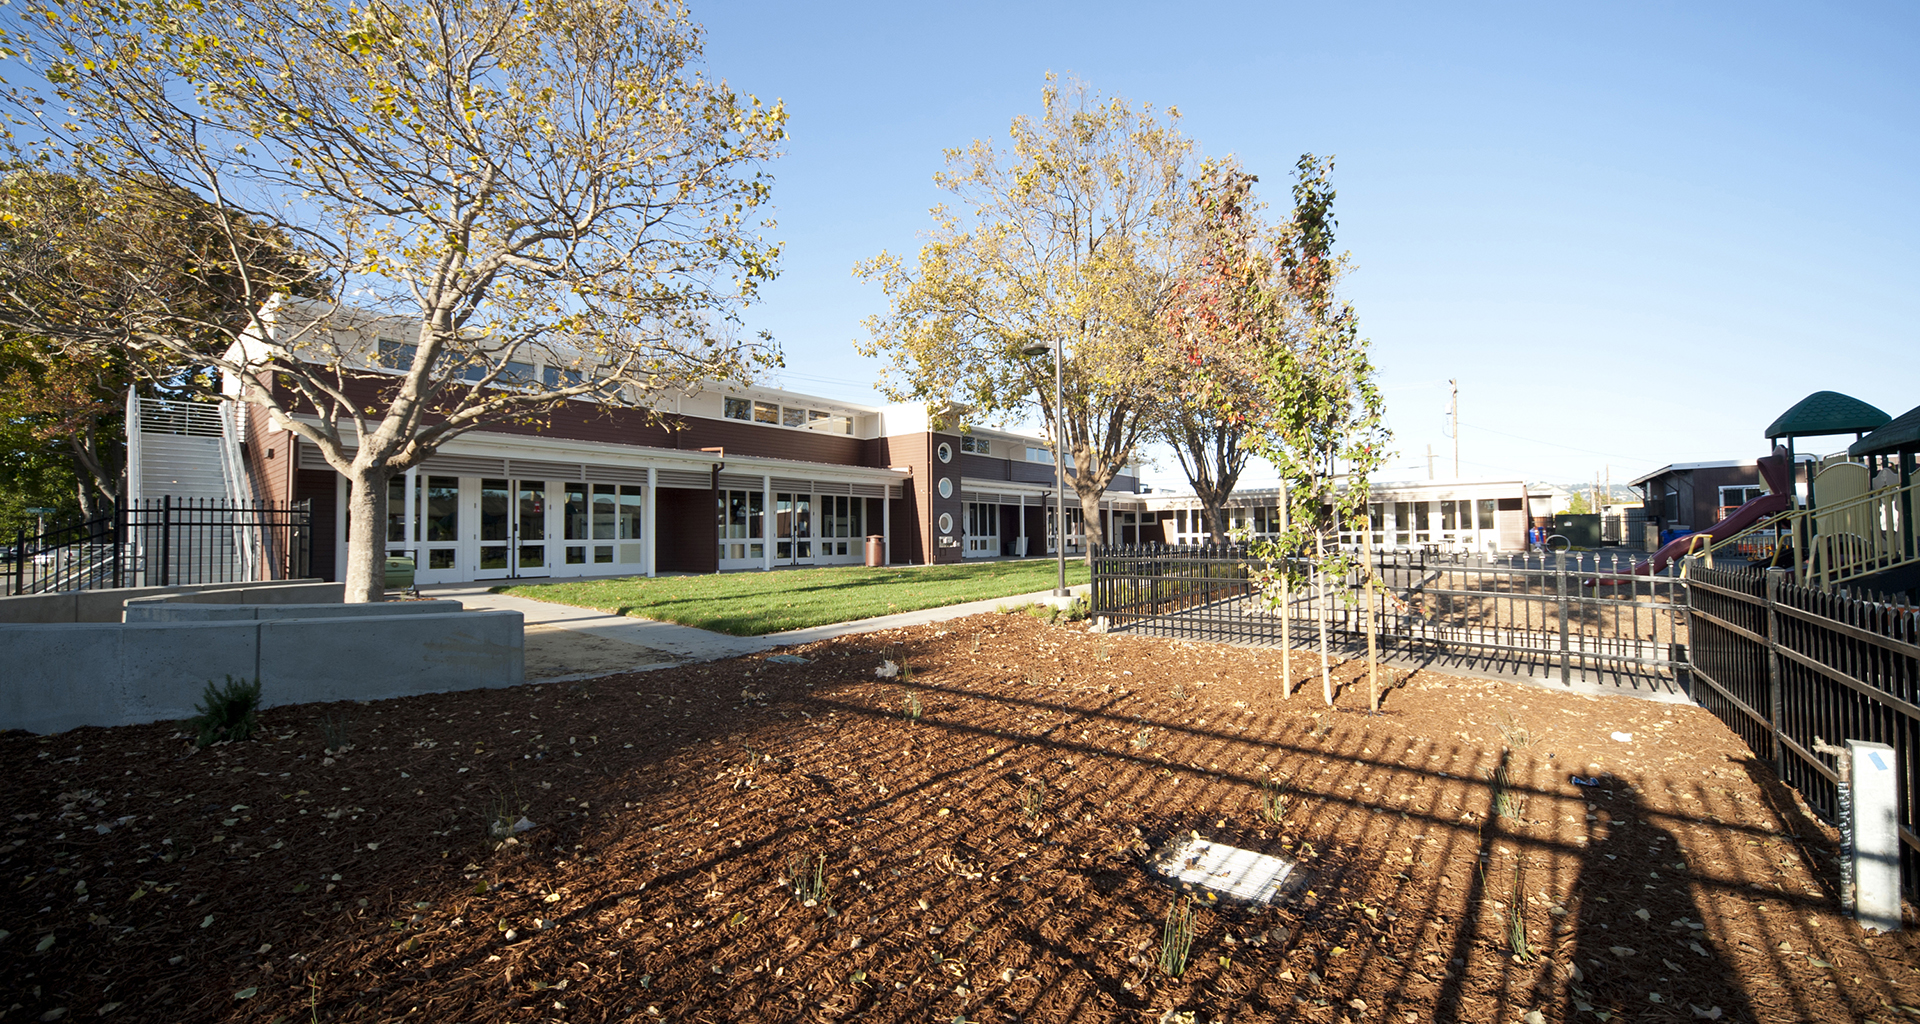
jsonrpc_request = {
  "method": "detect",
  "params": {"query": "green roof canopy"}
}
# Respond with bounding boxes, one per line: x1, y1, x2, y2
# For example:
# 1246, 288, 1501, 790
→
1763, 391, 1891, 439
1849, 403, 1920, 457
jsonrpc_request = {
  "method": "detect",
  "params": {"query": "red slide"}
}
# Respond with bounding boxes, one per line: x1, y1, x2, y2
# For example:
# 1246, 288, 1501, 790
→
1630, 447, 1793, 576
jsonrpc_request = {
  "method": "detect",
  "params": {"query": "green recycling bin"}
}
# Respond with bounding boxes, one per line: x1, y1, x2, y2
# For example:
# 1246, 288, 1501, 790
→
384, 555, 416, 591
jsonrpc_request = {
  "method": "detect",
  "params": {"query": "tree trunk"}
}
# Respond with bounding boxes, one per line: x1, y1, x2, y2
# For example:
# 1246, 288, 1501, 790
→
340, 464, 394, 603
1317, 531, 1333, 706
1279, 559, 1291, 699
1073, 476, 1109, 566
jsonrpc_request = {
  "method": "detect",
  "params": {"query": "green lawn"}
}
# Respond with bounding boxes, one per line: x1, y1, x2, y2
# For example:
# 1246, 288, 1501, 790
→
494, 559, 1091, 636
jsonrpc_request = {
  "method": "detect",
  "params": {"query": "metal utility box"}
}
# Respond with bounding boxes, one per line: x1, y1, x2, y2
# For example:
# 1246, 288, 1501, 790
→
384, 556, 416, 591
1552, 514, 1601, 549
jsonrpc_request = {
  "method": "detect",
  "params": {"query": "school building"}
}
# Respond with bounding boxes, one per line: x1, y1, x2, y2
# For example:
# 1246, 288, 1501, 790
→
127, 302, 1148, 585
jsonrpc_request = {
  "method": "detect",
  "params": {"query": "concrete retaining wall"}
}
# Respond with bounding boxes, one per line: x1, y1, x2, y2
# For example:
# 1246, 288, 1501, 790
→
0, 609, 524, 734
124, 599, 458, 623
0, 579, 338, 624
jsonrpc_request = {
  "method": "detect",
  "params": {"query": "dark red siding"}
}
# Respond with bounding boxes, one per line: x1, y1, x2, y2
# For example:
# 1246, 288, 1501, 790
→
296, 469, 338, 581
655, 488, 717, 574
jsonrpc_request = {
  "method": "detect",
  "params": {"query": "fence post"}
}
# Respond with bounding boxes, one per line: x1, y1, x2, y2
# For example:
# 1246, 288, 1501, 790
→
1557, 551, 1571, 684
1765, 568, 1787, 780
159, 495, 172, 588
10, 528, 20, 596
112, 504, 124, 589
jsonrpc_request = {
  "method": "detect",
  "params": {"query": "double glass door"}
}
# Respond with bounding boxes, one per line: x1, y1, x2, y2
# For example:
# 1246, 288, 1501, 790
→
476, 478, 551, 579
775, 492, 813, 564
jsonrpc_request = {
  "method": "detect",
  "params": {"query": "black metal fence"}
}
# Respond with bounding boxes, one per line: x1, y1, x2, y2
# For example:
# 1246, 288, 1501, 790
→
1089, 544, 1687, 684
5, 497, 310, 596
1689, 564, 1920, 898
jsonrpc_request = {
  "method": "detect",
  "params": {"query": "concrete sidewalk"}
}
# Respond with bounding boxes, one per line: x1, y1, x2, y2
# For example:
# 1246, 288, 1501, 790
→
422, 582, 1086, 681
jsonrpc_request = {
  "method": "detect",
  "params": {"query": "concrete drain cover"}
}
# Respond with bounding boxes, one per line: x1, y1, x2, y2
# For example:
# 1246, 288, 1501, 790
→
1147, 832, 1306, 904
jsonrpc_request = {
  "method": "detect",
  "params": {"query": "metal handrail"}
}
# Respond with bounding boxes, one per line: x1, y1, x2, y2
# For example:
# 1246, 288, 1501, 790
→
1682, 478, 1919, 590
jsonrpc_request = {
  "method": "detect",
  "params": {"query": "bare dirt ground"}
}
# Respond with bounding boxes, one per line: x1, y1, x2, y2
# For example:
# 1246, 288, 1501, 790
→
3, 612, 1916, 1023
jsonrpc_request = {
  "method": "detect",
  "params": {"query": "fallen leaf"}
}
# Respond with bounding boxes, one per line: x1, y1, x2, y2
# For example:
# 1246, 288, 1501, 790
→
1690, 1006, 1723, 1020
233, 988, 258, 1000
1610, 945, 1636, 958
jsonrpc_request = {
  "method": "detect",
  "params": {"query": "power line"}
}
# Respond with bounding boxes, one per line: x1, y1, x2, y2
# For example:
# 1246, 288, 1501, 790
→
1456, 419, 1663, 465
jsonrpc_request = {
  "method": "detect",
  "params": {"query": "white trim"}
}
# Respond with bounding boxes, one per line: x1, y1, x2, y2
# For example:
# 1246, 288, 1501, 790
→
762, 474, 773, 572
645, 466, 657, 578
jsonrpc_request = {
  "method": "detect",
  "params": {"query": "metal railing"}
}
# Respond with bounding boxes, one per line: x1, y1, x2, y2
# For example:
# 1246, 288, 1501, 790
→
1686, 479, 1919, 590
1089, 544, 1688, 684
6, 497, 310, 596
1688, 564, 1920, 899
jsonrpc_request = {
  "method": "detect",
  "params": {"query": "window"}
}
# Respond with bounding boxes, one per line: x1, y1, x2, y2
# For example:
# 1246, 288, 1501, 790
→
753, 401, 779, 424
543, 365, 584, 389
1478, 498, 1495, 527
724, 397, 751, 420
782, 405, 808, 428
807, 410, 852, 435
387, 475, 416, 542
377, 339, 416, 370
960, 436, 991, 455
716, 489, 765, 561
424, 476, 459, 542
503, 361, 536, 386
592, 484, 619, 540
1719, 485, 1765, 508
1441, 501, 1458, 531
1027, 447, 1053, 464
619, 486, 643, 540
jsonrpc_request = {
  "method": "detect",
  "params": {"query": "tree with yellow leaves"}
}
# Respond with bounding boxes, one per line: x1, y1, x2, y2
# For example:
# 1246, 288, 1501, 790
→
1, 0, 784, 600
856, 76, 1189, 558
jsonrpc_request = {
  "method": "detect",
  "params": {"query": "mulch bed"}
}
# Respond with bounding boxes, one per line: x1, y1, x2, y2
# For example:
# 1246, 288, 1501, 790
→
3, 612, 1917, 1023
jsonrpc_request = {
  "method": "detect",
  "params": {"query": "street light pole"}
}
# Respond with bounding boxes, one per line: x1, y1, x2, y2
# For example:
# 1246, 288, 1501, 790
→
1021, 338, 1069, 598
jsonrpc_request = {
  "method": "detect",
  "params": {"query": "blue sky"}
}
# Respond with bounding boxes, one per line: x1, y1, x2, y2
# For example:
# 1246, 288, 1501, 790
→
697, 1, 1918, 489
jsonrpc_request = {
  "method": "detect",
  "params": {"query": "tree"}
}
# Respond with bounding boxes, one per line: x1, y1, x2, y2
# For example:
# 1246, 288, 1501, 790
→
855, 76, 1189, 559
1565, 491, 1592, 515
1157, 160, 1288, 544
0, 169, 314, 516
0, 407, 81, 538
1, 0, 784, 601
1175, 154, 1389, 706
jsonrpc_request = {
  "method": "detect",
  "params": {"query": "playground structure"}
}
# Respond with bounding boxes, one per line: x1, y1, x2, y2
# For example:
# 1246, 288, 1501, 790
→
1659, 391, 1920, 595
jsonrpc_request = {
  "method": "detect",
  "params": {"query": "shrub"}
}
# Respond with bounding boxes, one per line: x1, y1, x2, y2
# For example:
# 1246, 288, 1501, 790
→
190, 676, 261, 747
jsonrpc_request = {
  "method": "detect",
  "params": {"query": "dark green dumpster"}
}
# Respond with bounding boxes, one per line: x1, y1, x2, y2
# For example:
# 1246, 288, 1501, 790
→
384, 555, 417, 591
1551, 514, 1600, 550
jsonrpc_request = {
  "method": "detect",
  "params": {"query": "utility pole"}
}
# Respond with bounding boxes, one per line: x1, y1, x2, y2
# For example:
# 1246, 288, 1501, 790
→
1449, 379, 1459, 478
1426, 444, 1434, 480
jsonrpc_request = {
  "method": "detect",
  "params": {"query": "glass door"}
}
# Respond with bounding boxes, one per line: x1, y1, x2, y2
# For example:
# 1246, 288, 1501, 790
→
515, 481, 550, 578
965, 501, 998, 557
775, 492, 813, 565
474, 478, 551, 579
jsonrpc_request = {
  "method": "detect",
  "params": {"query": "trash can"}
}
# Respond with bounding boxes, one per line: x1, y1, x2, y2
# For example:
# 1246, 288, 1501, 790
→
864, 535, 885, 567
384, 555, 416, 591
